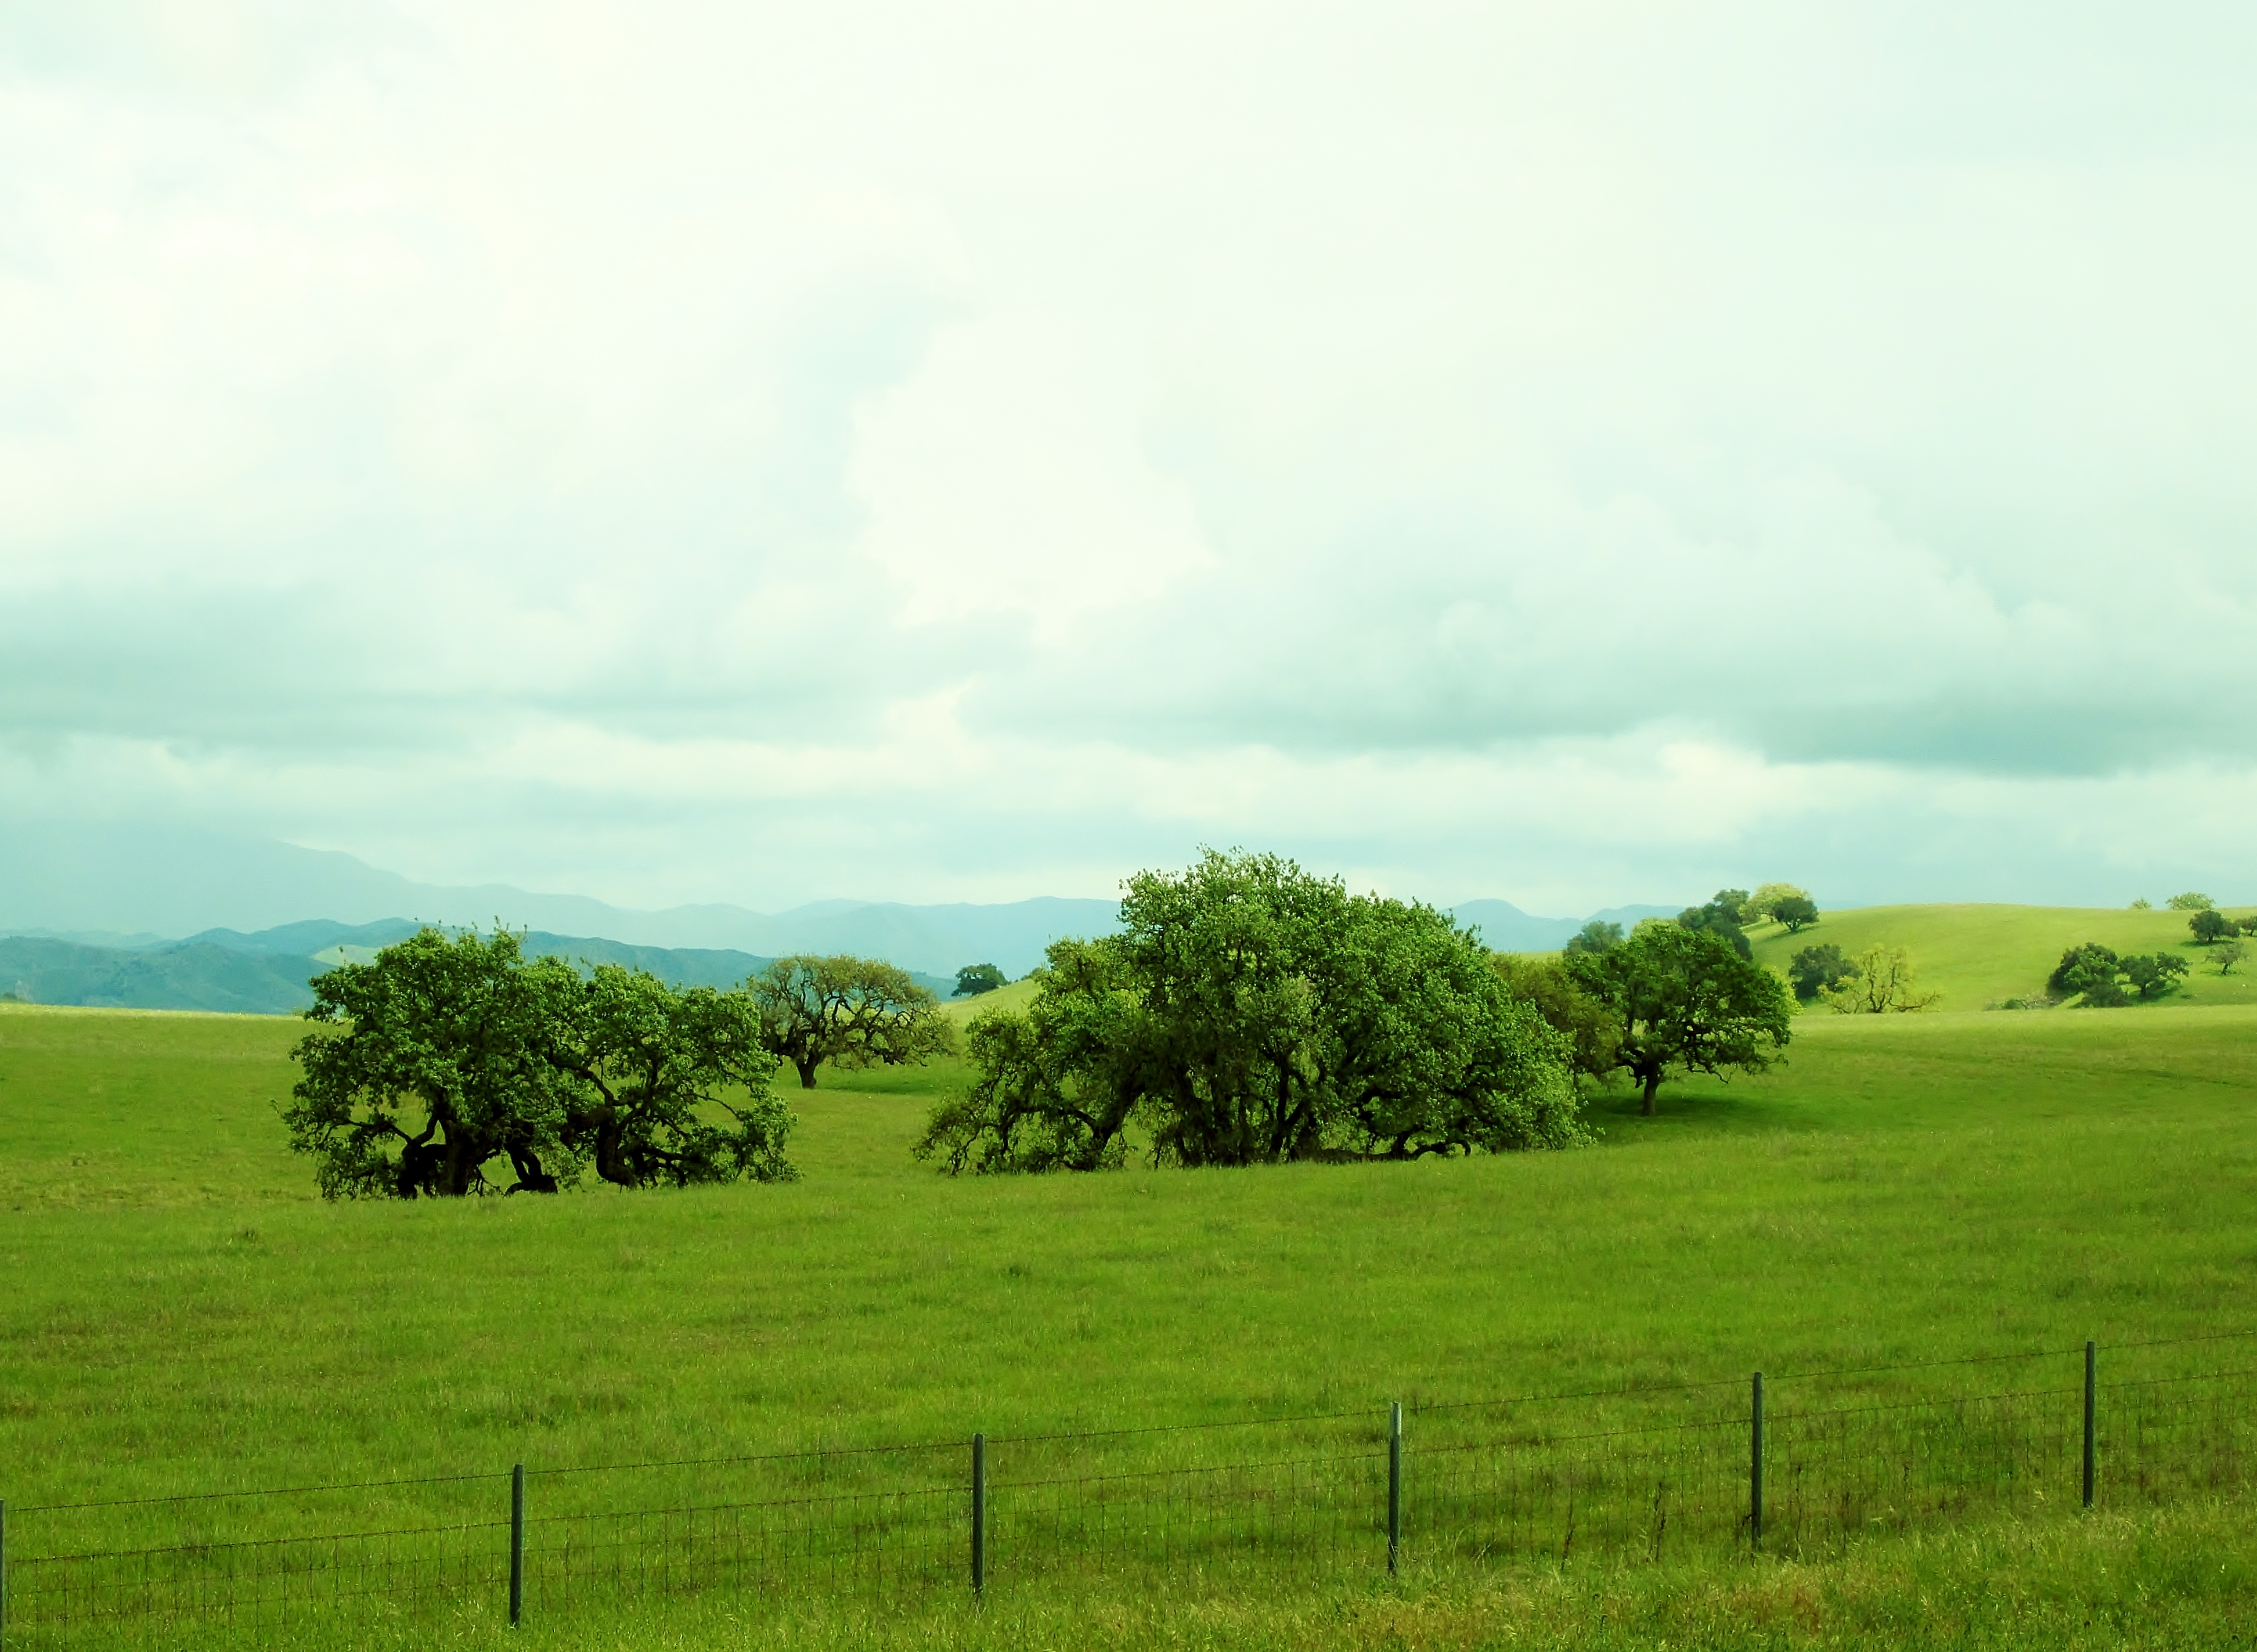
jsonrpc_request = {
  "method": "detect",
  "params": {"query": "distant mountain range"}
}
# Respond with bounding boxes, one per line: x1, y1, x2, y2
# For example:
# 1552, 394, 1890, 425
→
0, 921, 954, 1017
0, 820, 1690, 1013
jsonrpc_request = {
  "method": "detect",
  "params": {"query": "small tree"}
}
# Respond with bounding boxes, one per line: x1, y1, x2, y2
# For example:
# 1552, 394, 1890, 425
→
1819, 946, 1941, 1013
954, 963, 1008, 997
1771, 894, 1820, 933
2215, 939, 2246, 976
1746, 883, 1809, 925
2121, 952, 2189, 1001
1787, 942, 1859, 1002
2241, 915, 2257, 937
1565, 922, 1793, 1115
2190, 908, 2233, 944
752, 955, 953, 1088
2051, 943, 2126, 1008
2129, 897, 2153, 911
2168, 892, 2215, 911
1563, 919, 1623, 956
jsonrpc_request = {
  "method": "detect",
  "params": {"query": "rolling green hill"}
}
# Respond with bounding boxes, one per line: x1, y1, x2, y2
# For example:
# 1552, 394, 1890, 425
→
1746, 902, 2257, 1012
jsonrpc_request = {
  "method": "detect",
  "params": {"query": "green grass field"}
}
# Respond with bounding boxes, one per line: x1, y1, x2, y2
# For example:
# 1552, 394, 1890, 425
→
1746, 901, 2257, 1011
5, 908, 2257, 1647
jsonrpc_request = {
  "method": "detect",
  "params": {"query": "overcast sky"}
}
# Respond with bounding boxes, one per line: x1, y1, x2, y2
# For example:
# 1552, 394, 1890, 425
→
3, 1, 2254, 916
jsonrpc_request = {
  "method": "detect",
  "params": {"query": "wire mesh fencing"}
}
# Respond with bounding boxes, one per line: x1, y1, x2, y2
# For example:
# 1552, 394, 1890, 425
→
8, 1332, 2256, 1647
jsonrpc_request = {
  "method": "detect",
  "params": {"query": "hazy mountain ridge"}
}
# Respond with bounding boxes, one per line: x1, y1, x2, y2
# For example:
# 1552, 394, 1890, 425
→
0, 925, 958, 1016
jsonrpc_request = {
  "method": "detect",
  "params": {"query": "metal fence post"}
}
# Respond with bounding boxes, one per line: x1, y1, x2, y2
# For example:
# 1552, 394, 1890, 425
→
509, 1463, 525, 1627
971, 1433, 986, 1597
2083, 1341, 2097, 1510
1387, 1401, 1402, 1575
1750, 1372, 1765, 1551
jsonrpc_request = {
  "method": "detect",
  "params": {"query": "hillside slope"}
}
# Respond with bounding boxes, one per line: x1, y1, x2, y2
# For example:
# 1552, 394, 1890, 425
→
1747, 902, 2257, 1012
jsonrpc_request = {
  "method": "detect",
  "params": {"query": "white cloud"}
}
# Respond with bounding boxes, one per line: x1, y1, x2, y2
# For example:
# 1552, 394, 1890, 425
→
3, 0, 2256, 914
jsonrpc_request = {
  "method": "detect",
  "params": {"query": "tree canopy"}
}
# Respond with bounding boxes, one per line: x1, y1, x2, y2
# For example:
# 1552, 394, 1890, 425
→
2048, 942, 2187, 1007
1818, 945, 1940, 1013
2190, 908, 2233, 944
1563, 919, 1623, 956
917, 849, 1580, 1174
751, 955, 953, 1088
1770, 894, 1820, 933
2166, 892, 2215, 911
1564, 921, 1793, 1114
1787, 942, 1858, 1002
280, 928, 796, 1198
1746, 883, 1808, 925
954, 963, 1008, 997
1676, 891, 1753, 959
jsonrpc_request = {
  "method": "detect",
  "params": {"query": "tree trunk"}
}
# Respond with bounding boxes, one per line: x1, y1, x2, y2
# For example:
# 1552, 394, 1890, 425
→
1641, 1069, 1660, 1116
796, 1057, 820, 1089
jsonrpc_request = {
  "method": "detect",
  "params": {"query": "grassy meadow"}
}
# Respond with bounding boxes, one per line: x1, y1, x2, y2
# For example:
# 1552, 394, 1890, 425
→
3, 903, 2255, 1646
1746, 901, 2257, 1011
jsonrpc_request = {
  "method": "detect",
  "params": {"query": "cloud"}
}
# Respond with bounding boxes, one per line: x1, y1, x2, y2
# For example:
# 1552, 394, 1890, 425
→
2, 0, 2256, 912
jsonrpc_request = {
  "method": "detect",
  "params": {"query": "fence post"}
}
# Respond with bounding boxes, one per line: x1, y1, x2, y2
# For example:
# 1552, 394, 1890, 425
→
971, 1433, 986, 1597
509, 1463, 525, 1627
1387, 1401, 1402, 1576
1750, 1372, 1765, 1551
2, 1495, 9, 1647
2083, 1341, 2097, 1510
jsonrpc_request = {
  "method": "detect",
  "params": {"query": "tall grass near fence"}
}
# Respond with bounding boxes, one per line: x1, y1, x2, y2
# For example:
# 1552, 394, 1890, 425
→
11, 1332, 2255, 1647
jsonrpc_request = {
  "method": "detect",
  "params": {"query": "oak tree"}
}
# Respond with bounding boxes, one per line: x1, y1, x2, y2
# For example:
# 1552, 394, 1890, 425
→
1565, 922, 1793, 1115
751, 954, 953, 1088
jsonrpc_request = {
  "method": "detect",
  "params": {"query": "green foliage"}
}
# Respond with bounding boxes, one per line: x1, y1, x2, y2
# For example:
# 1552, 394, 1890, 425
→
279, 928, 794, 1199
1562, 919, 1621, 956
953, 963, 1008, 998
2190, 908, 2233, 944
2243, 915, 2257, 937
1818, 945, 1942, 1014
2168, 892, 2215, 911
1771, 894, 1820, 933
751, 955, 953, 1089
2120, 951, 2190, 1001
1787, 942, 1858, 1002
543, 964, 799, 1188
918, 849, 1580, 1173
1744, 882, 1807, 924
2049, 943, 2120, 1000
1564, 922, 1792, 1114
1675, 892, 1753, 959
2216, 940, 2247, 976
2129, 896, 2153, 910
1490, 953, 1621, 1091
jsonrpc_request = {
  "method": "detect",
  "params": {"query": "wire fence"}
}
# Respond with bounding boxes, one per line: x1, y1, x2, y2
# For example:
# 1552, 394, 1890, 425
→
8, 1333, 2255, 1646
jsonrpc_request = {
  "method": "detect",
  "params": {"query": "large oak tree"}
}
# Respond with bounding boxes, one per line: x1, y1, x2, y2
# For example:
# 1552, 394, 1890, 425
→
280, 928, 796, 1197
917, 849, 1579, 1173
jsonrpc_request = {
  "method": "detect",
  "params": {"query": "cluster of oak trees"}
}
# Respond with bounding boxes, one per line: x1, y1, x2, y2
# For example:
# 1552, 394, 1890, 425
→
281, 932, 951, 1197
282, 854, 1819, 1197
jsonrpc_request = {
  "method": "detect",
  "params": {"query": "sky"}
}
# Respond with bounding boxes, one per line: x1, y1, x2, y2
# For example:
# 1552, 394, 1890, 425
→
3, 1, 2255, 918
